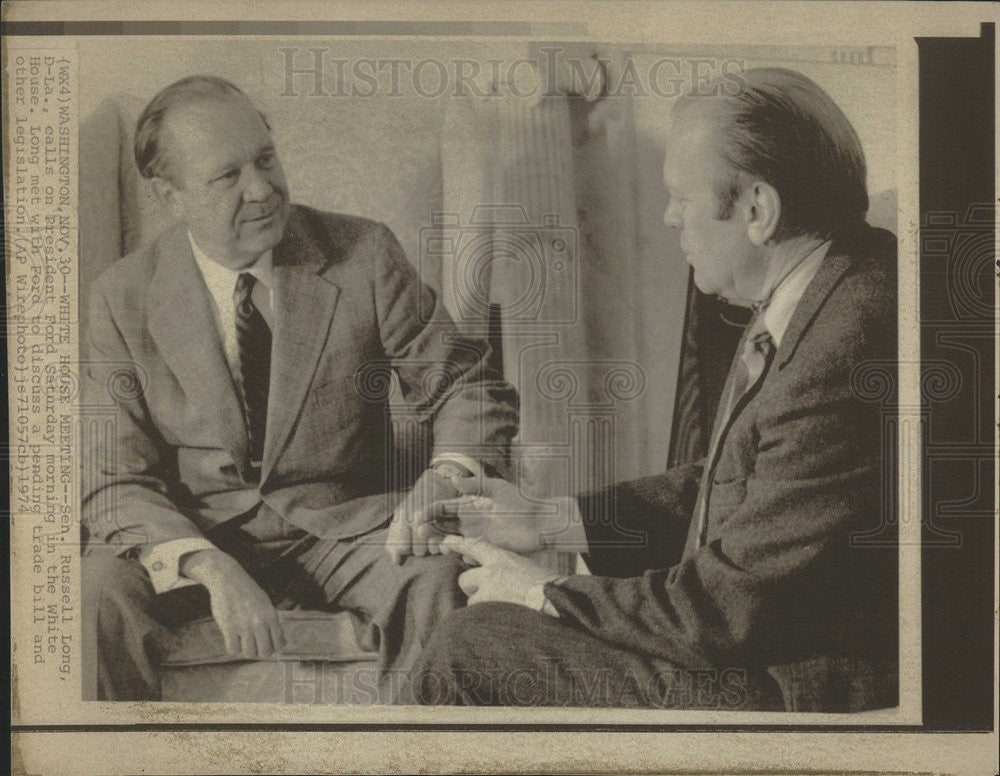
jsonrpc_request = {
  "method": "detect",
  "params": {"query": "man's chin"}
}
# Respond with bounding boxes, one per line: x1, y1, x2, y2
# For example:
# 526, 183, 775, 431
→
691, 269, 722, 297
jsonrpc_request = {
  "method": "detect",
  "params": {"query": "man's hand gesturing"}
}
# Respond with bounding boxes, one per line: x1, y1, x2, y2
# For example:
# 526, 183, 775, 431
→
419, 475, 570, 554
440, 535, 562, 608
385, 468, 461, 564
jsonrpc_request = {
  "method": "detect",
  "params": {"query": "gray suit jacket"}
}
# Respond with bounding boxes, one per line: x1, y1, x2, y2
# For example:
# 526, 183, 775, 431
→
551, 224, 898, 712
82, 205, 519, 552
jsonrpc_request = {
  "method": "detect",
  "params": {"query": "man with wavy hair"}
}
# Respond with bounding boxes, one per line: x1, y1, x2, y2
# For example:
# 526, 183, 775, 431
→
415, 67, 898, 712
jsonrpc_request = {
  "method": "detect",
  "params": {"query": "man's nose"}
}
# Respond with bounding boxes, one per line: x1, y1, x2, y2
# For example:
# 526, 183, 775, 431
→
242, 166, 274, 202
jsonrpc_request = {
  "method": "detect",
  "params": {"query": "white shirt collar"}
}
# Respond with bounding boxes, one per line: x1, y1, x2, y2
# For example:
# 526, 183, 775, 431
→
761, 240, 830, 348
188, 233, 274, 298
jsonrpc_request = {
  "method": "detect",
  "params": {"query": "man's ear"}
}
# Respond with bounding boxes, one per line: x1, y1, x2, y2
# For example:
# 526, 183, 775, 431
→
150, 176, 183, 217
745, 181, 780, 246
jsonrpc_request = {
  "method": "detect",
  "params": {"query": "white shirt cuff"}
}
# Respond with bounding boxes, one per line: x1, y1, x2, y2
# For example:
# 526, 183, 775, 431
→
139, 538, 216, 594
430, 453, 483, 479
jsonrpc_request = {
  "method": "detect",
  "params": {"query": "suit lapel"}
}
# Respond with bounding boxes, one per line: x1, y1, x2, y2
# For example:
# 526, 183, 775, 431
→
147, 224, 252, 475
688, 236, 860, 555
775, 245, 856, 370
263, 212, 341, 480
682, 336, 746, 558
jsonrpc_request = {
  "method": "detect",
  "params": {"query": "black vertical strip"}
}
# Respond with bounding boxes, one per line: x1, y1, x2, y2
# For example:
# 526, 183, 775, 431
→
487, 302, 505, 378
0, 179, 10, 731
917, 22, 995, 730
667, 269, 701, 469
667, 271, 752, 470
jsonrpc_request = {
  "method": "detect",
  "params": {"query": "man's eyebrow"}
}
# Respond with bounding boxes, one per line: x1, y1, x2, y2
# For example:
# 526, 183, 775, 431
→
204, 144, 274, 179
206, 159, 240, 180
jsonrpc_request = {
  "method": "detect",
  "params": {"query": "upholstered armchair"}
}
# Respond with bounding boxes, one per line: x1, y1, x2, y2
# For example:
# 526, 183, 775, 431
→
79, 94, 430, 702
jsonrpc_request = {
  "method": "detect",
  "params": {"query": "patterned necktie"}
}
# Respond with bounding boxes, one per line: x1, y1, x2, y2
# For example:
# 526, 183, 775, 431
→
233, 273, 271, 473
688, 311, 777, 551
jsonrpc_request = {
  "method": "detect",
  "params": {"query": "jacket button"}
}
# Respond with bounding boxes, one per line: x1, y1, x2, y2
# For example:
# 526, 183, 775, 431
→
152, 561, 164, 571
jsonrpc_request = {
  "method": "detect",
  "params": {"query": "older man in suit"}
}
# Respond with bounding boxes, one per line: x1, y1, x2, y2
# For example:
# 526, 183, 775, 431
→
81, 76, 518, 701
413, 67, 898, 712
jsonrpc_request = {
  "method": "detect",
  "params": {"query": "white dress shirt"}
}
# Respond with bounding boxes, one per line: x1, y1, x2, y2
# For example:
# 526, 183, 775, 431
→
191, 236, 275, 380
760, 239, 830, 349
139, 235, 483, 593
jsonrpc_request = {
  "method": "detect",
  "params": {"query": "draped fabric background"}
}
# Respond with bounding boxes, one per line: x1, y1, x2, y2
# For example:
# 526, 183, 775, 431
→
438, 48, 678, 496
78, 39, 897, 494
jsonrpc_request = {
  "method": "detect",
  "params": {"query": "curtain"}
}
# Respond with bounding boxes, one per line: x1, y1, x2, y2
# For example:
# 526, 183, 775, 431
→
439, 46, 687, 498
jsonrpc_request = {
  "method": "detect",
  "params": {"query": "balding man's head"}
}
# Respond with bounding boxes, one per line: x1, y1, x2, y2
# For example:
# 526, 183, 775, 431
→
139, 76, 290, 269
135, 75, 270, 183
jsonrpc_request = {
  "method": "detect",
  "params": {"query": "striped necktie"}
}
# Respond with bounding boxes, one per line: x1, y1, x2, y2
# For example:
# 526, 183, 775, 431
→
688, 311, 777, 551
233, 273, 271, 475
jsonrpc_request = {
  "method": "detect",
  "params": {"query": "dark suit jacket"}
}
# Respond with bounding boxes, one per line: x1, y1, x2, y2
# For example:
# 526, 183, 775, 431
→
548, 224, 898, 712
82, 205, 519, 553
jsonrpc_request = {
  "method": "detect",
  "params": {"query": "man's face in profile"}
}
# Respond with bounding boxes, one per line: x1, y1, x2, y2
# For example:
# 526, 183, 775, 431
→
156, 94, 290, 270
662, 111, 758, 301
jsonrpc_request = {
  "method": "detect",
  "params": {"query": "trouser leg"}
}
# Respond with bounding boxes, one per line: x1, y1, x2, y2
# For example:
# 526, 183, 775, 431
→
291, 529, 466, 700
85, 516, 464, 703
82, 547, 209, 701
411, 602, 781, 709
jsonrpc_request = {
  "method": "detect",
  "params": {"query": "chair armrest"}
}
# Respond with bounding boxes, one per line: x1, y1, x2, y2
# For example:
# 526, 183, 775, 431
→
160, 610, 378, 667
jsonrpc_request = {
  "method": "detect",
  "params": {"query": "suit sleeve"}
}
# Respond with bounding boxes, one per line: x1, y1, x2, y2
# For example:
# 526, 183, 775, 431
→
576, 462, 702, 577
81, 284, 210, 556
546, 335, 889, 669
369, 223, 519, 475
